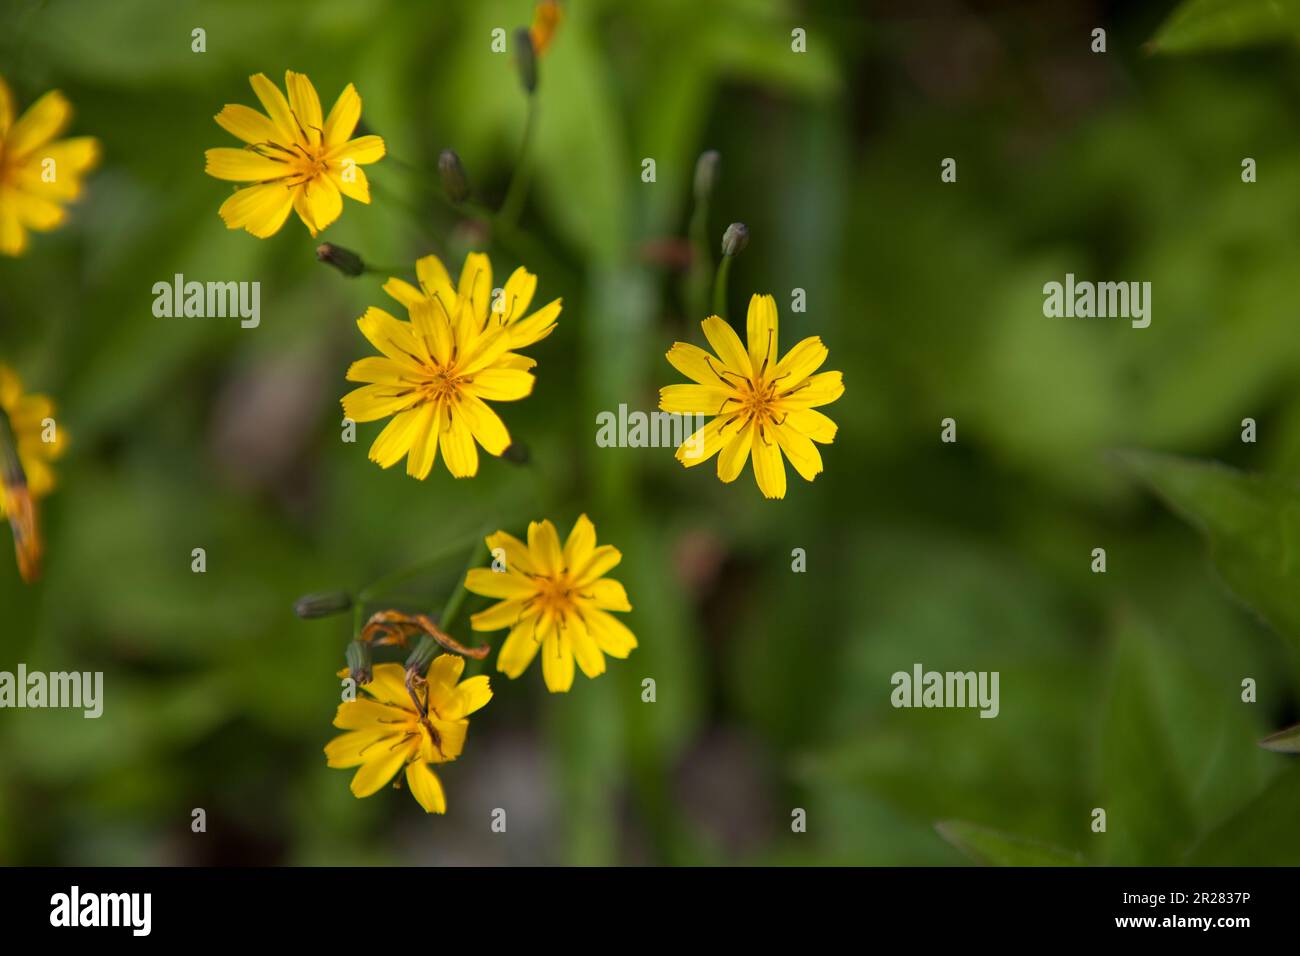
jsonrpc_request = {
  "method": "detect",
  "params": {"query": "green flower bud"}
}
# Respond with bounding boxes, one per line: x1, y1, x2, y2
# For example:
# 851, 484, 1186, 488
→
694, 150, 720, 204
514, 28, 538, 93
721, 222, 749, 258
294, 591, 353, 619
438, 149, 471, 204
315, 243, 364, 277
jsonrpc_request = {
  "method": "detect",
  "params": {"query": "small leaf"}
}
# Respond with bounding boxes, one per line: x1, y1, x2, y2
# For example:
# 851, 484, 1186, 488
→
1260, 722, 1300, 753
1150, 0, 1300, 54
1118, 450, 1300, 651
935, 820, 1083, 867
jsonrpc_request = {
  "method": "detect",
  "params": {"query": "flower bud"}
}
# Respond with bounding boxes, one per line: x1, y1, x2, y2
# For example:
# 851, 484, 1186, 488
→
294, 590, 353, 619
316, 243, 364, 277
514, 28, 538, 93
500, 441, 530, 465
721, 222, 749, 258
438, 149, 471, 204
694, 150, 720, 204
345, 640, 373, 685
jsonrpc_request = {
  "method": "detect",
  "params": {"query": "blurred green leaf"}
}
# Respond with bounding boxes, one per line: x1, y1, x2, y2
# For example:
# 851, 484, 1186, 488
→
1119, 451, 1300, 651
1185, 765, 1300, 864
1099, 616, 1197, 865
935, 820, 1083, 867
1151, 0, 1300, 54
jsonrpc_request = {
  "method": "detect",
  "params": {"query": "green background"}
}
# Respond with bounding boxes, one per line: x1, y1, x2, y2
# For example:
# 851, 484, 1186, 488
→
1, 0, 1299, 865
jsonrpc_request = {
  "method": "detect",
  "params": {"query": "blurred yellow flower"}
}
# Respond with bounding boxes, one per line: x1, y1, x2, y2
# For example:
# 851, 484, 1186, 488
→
0, 363, 66, 582
205, 71, 384, 238
659, 294, 844, 499
342, 252, 560, 479
325, 657, 492, 814
464, 515, 636, 693
0, 74, 100, 257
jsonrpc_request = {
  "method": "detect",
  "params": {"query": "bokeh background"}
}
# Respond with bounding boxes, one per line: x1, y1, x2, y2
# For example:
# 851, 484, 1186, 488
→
2, 0, 1300, 866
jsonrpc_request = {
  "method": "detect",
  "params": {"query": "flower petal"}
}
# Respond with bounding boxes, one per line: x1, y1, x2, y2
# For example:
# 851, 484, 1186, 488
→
567, 614, 605, 679
215, 103, 279, 145
774, 420, 824, 481
773, 336, 828, 385
497, 615, 541, 678
581, 607, 637, 658
404, 760, 447, 813
205, 146, 289, 182
746, 293, 779, 373
285, 70, 322, 144
458, 394, 511, 456
675, 416, 727, 467
702, 315, 752, 377
465, 566, 536, 599
348, 741, 412, 797
780, 370, 844, 409
582, 577, 631, 611
463, 368, 534, 402
6, 90, 71, 158
440, 405, 479, 477
751, 424, 787, 499
667, 342, 729, 386
217, 182, 294, 238
528, 519, 564, 575
784, 407, 838, 443
541, 631, 575, 692
248, 72, 297, 142
717, 419, 753, 483
322, 83, 361, 147
562, 513, 596, 570
659, 384, 734, 415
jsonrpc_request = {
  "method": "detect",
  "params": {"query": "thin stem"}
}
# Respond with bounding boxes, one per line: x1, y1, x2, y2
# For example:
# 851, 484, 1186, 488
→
498, 93, 539, 230
687, 195, 712, 322
356, 532, 480, 603
712, 254, 733, 322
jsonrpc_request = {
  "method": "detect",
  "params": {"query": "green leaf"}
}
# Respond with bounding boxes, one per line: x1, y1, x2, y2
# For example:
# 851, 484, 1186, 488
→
1099, 616, 1198, 865
1185, 766, 1300, 864
1150, 0, 1300, 54
1260, 722, 1300, 753
935, 821, 1083, 867
1119, 450, 1300, 651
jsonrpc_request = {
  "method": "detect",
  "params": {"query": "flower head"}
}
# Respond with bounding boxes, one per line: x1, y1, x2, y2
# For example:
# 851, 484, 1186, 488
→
0, 364, 65, 582
0, 74, 100, 257
464, 515, 636, 693
659, 294, 844, 499
206, 71, 384, 238
342, 252, 560, 479
325, 656, 492, 814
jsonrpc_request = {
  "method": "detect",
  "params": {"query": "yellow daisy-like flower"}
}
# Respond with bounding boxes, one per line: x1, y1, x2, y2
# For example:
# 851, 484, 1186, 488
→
0, 74, 100, 257
325, 656, 492, 814
0, 364, 66, 582
342, 251, 561, 479
659, 294, 844, 499
205, 70, 385, 238
464, 515, 637, 693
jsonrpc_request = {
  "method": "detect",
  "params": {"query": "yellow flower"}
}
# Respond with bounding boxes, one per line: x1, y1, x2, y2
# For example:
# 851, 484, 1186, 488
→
659, 294, 844, 499
0, 364, 66, 582
342, 252, 561, 479
464, 515, 637, 693
205, 71, 384, 238
325, 657, 492, 814
0, 74, 100, 257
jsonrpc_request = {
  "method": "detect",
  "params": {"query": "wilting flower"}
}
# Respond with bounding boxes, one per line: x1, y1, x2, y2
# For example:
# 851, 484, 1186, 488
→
325, 656, 492, 814
659, 294, 844, 499
0, 74, 100, 257
342, 252, 560, 479
0, 364, 66, 582
205, 71, 384, 238
464, 515, 636, 693
529, 1, 563, 55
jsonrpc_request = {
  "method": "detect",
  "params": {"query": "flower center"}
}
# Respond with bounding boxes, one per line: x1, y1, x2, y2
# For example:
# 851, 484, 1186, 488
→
420, 364, 465, 405
535, 573, 576, 617
738, 375, 780, 425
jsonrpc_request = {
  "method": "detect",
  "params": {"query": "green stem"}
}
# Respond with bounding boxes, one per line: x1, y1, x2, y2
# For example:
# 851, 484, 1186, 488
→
498, 94, 539, 230
404, 532, 488, 672
712, 254, 733, 321
356, 532, 480, 604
